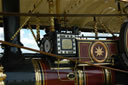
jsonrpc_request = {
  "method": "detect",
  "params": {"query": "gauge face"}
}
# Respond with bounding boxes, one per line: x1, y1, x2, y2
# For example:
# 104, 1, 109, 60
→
56, 34, 76, 55
44, 40, 52, 52
62, 39, 73, 50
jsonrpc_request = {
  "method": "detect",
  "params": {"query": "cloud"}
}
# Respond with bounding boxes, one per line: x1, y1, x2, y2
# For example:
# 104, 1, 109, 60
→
0, 28, 4, 53
0, 28, 45, 53
0, 28, 4, 40
20, 29, 39, 53
20, 30, 25, 39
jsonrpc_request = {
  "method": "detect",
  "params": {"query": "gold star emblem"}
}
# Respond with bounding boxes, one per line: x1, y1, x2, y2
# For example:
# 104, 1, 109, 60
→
95, 46, 104, 57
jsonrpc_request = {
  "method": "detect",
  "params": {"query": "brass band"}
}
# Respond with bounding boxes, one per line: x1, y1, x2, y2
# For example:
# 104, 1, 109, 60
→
67, 73, 75, 80
104, 69, 112, 85
32, 59, 42, 85
78, 70, 84, 85
39, 60, 45, 85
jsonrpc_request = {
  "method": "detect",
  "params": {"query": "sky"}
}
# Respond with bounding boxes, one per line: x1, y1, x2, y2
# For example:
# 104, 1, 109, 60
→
0, 27, 45, 53
20, 29, 45, 53
0, 28, 4, 53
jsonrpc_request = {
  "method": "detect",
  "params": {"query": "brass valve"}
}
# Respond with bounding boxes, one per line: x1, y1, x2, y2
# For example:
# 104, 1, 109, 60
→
0, 66, 6, 85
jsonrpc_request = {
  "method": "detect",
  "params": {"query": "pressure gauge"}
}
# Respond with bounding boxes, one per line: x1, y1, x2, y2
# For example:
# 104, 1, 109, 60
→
40, 37, 53, 53
56, 33, 76, 55
44, 39, 52, 53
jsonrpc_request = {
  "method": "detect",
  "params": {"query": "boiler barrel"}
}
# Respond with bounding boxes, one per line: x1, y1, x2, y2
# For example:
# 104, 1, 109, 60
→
5, 59, 35, 85
4, 59, 115, 85
82, 67, 114, 85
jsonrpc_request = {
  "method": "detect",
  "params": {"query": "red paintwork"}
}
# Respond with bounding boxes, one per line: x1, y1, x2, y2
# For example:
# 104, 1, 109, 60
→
111, 70, 115, 85
37, 60, 114, 85
106, 43, 118, 57
79, 43, 92, 62
84, 67, 105, 85
78, 40, 118, 63
40, 60, 75, 85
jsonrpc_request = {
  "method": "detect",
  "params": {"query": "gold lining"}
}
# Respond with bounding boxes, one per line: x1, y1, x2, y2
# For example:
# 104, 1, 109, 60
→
32, 59, 42, 85
39, 60, 45, 85
78, 42, 93, 62
51, 67, 73, 70
54, 60, 70, 64
105, 42, 117, 64
91, 41, 108, 63
67, 73, 75, 80
104, 42, 117, 44
77, 39, 118, 42
104, 69, 111, 85
78, 63, 111, 66
105, 42, 118, 56
78, 70, 84, 85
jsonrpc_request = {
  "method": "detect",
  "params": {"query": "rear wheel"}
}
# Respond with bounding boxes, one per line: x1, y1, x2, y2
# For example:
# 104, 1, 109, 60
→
119, 21, 128, 69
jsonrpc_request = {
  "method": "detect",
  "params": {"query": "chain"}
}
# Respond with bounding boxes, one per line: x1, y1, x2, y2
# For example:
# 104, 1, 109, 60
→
94, 17, 98, 39
28, 24, 38, 43
100, 22, 115, 37
48, 0, 55, 32
94, 22, 98, 38
36, 17, 40, 41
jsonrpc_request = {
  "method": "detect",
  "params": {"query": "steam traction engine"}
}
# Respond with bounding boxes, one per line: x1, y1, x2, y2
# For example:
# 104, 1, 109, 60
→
2, 31, 116, 85
1, 0, 128, 85
1, 22, 128, 85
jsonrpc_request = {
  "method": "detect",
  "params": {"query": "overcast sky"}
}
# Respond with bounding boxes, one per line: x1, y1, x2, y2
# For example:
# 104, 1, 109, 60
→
0, 27, 45, 53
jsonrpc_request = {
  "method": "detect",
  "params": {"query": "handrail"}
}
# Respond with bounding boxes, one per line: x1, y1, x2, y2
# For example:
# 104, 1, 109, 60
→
0, 12, 128, 17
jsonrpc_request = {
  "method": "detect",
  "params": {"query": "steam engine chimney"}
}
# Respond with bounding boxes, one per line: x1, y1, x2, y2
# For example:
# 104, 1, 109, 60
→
2, 0, 23, 69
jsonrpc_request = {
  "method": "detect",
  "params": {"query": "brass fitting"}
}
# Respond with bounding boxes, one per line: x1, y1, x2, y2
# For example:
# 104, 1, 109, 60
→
0, 66, 6, 85
48, 0, 55, 32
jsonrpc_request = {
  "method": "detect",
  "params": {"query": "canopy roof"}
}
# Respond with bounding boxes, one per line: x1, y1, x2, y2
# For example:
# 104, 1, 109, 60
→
0, 0, 128, 33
